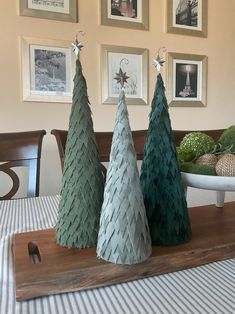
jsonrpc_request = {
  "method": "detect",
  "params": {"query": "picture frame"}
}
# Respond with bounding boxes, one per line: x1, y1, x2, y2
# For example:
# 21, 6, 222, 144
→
167, 0, 207, 37
168, 52, 207, 107
19, 0, 78, 23
21, 37, 76, 103
101, 0, 149, 30
101, 45, 148, 105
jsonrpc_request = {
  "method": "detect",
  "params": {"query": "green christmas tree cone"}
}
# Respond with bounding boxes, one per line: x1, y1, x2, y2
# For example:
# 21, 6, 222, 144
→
96, 89, 152, 265
140, 73, 191, 246
56, 57, 104, 248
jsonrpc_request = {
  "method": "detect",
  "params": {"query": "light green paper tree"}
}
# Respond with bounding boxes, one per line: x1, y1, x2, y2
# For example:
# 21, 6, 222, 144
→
56, 56, 104, 248
140, 73, 191, 246
97, 89, 152, 264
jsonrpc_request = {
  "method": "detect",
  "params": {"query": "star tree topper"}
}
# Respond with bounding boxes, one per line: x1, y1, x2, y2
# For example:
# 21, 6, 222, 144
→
153, 47, 167, 72
72, 31, 85, 56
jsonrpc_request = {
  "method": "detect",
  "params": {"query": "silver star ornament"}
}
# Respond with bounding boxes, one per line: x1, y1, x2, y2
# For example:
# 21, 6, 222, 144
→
153, 55, 165, 72
72, 41, 83, 56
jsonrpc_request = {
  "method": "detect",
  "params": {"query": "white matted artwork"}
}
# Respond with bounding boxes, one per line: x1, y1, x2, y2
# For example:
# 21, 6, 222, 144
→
108, 52, 141, 98
167, 0, 207, 37
101, 45, 148, 105
101, 0, 149, 30
21, 37, 76, 103
19, 0, 78, 22
168, 52, 207, 107
108, 0, 141, 23
28, 0, 69, 14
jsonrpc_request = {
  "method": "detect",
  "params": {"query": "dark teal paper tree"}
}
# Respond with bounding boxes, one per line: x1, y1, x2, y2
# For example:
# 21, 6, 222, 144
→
97, 66, 151, 264
140, 68, 191, 246
56, 40, 104, 248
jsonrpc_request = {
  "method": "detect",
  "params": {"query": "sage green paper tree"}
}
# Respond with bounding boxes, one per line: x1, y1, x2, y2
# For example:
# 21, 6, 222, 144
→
97, 64, 151, 264
56, 39, 104, 248
140, 56, 191, 246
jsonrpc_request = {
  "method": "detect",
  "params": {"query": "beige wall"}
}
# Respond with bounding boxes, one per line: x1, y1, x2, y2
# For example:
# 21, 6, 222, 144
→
1, 1, 235, 205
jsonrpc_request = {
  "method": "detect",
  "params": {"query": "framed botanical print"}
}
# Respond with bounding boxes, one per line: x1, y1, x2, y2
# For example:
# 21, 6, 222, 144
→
101, 45, 148, 105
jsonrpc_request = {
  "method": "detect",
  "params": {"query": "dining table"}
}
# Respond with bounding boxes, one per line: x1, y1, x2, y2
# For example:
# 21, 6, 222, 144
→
0, 195, 235, 314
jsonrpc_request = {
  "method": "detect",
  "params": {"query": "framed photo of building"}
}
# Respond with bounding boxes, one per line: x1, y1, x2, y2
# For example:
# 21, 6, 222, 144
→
21, 37, 76, 103
19, 0, 78, 22
101, 45, 148, 105
168, 52, 207, 107
167, 0, 207, 37
101, 0, 149, 30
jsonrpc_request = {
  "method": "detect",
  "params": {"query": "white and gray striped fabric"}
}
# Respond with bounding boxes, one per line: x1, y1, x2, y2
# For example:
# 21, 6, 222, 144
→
0, 196, 235, 314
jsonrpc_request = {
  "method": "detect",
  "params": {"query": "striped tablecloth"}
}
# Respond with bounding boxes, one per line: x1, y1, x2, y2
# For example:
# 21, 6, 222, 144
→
0, 196, 235, 314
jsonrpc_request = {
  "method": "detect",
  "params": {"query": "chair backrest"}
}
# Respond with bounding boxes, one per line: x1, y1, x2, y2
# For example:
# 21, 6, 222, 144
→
0, 130, 46, 200
51, 128, 225, 171
51, 129, 67, 169
51, 129, 147, 172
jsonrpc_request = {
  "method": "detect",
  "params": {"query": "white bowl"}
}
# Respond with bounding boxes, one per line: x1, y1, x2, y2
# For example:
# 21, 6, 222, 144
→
181, 172, 235, 192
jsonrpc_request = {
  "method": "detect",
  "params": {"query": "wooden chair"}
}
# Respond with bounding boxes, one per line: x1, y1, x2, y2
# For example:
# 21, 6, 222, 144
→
51, 129, 112, 177
50, 129, 67, 170
0, 130, 46, 200
51, 129, 148, 176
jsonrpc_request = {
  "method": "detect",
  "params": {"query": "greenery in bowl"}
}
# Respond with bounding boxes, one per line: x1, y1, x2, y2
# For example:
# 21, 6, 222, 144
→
177, 126, 235, 176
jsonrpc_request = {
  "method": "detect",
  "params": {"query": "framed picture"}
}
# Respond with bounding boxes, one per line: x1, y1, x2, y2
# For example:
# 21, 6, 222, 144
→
167, 0, 207, 37
101, 0, 149, 30
101, 45, 148, 105
21, 37, 76, 103
168, 52, 207, 107
19, 0, 78, 22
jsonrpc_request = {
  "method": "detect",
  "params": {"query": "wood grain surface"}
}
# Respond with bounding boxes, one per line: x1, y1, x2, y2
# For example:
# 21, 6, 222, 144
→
14, 202, 235, 301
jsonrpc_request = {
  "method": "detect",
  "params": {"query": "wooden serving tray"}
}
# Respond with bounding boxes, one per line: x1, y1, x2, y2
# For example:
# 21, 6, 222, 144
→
14, 202, 235, 301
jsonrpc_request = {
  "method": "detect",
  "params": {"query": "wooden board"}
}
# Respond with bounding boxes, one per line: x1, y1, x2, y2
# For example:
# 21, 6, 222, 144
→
14, 202, 235, 301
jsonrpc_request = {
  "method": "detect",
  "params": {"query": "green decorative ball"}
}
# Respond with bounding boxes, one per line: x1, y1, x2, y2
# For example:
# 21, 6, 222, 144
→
180, 132, 215, 159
